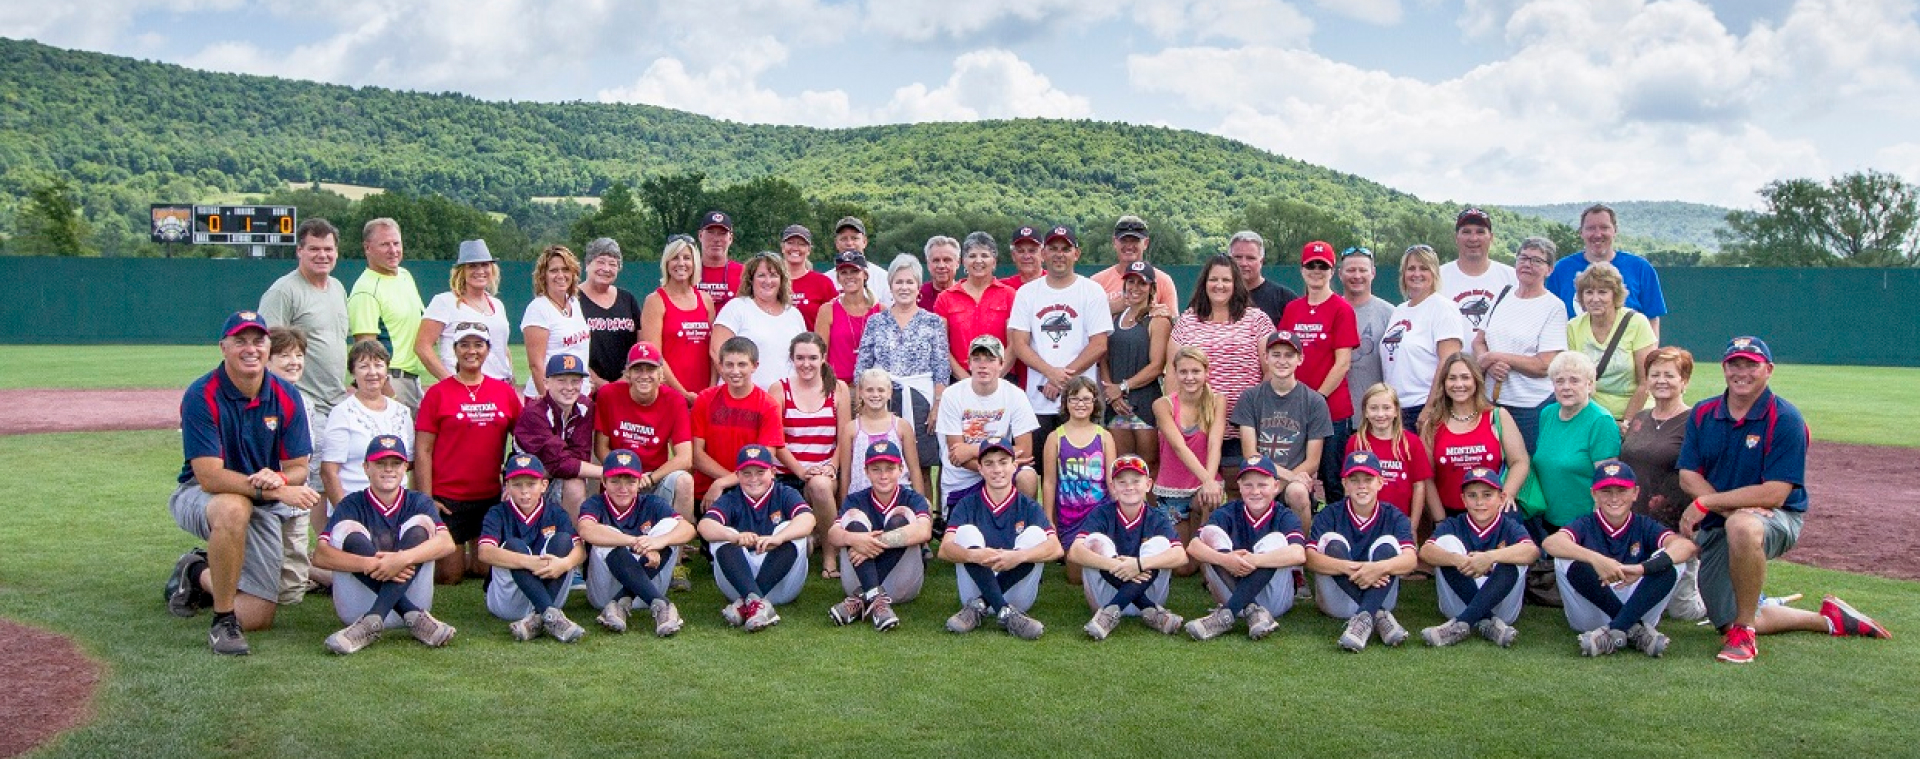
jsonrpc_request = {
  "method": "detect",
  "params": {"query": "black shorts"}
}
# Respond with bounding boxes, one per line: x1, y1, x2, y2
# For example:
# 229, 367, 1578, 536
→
436, 497, 495, 544
775, 474, 807, 493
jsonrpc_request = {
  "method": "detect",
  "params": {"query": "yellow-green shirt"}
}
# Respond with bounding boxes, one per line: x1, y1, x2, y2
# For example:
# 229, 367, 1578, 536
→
347, 267, 426, 375
1566, 309, 1655, 418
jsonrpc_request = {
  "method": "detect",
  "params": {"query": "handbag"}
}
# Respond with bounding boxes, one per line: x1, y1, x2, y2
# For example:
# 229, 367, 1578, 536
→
1491, 408, 1547, 517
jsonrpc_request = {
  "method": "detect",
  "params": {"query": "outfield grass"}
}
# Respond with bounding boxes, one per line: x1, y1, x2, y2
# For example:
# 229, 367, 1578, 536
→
0, 345, 532, 394
2, 430, 1916, 757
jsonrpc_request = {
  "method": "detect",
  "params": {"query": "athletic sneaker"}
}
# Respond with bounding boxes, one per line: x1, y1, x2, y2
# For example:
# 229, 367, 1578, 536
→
542, 607, 586, 643
1084, 605, 1123, 641
1821, 595, 1892, 639
1184, 606, 1236, 641
868, 594, 899, 632
722, 599, 747, 627
598, 600, 631, 633
670, 564, 692, 592
166, 549, 206, 618
508, 612, 543, 641
829, 595, 867, 626
1421, 619, 1472, 647
1374, 610, 1409, 647
209, 614, 249, 656
1577, 627, 1619, 657
407, 611, 456, 647
651, 599, 684, 637
744, 598, 781, 632
1338, 613, 1374, 652
946, 599, 989, 634
325, 614, 385, 655
1626, 623, 1669, 658
1000, 608, 1045, 641
1140, 606, 1184, 636
1475, 617, 1519, 648
569, 568, 588, 592
1294, 570, 1313, 603
1717, 624, 1758, 663
1242, 605, 1279, 641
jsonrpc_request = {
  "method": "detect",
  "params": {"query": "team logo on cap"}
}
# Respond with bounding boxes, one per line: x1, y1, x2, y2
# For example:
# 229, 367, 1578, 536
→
616, 453, 632, 465
711, 213, 724, 223
1020, 226, 1035, 235
1732, 337, 1754, 350
239, 311, 257, 320
515, 455, 533, 467
379, 436, 397, 447
1602, 463, 1622, 477
1351, 453, 1367, 464
1053, 226, 1068, 236
746, 446, 763, 457
563, 356, 578, 371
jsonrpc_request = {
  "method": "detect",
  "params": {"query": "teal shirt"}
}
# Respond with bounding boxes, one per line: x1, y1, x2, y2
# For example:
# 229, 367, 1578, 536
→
1534, 399, 1622, 527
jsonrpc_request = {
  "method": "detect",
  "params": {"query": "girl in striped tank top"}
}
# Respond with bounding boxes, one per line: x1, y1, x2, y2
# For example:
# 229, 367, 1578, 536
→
779, 333, 850, 577
1044, 377, 1117, 585
839, 368, 927, 499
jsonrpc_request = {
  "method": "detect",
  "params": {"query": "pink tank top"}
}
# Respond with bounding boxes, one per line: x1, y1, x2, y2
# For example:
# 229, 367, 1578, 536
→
656, 288, 711, 394
780, 378, 838, 470
1156, 394, 1213, 492
828, 300, 881, 384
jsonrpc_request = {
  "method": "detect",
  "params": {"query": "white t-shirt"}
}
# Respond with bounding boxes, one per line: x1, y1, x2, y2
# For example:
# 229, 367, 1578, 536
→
935, 378, 1040, 496
713, 298, 808, 389
320, 394, 416, 502
1440, 259, 1518, 338
423, 292, 514, 383
1008, 275, 1114, 414
1479, 291, 1570, 407
521, 295, 593, 397
1381, 295, 1468, 409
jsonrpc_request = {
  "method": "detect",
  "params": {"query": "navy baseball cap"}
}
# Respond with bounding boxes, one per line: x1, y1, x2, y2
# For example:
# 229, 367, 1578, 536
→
1239, 455, 1281, 480
700, 210, 733, 232
1456, 207, 1493, 230
221, 310, 269, 339
1723, 335, 1773, 364
978, 437, 1017, 461
602, 449, 645, 479
782, 224, 813, 243
365, 435, 410, 463
1122, 260, 1156, 283
1113, 216, 1149, 239
545, 353, 588, 378
1264, 330, 1303, 352
1592, 459, 1637, 490
736, 445, 778, 470
503, 454, 546, 480
834, 250, 868, 271
1012, 225, 1042, 246
1342, 451, 1384, 478
1044, 225, 1078, 247
1461, 466, 1502, 492
864, 440, 904, 467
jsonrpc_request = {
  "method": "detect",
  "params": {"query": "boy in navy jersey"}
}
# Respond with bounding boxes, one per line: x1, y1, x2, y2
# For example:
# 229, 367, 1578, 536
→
1307, 451, 1417, 652
1184, 455, 1306, 641
938, 438, 1062, 640
314, 436, 457, 654
1544, 460, 1697, 657
698, 445, 816, 632
477, 455, 587, 642
827, 441, 934, 631
578, 449, 694, 636
1068, 455, 1188, 640
1418, 468, 1539, 648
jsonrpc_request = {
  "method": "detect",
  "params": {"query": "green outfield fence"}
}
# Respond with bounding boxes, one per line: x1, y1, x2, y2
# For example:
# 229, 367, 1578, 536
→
5, 258, 1915, 366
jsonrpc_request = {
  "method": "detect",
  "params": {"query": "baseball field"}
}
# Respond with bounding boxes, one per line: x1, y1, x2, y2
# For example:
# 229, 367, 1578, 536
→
0, 346, 1915, 757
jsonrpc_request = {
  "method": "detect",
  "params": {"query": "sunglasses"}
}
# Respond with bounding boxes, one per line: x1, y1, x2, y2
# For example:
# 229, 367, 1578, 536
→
451, 322, 488, 332
1303, 261, 1333, 271
1341, 247, 1374, 260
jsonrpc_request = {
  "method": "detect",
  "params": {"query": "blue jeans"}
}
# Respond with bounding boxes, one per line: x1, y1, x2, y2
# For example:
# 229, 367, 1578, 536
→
1500, 398, 1553, 454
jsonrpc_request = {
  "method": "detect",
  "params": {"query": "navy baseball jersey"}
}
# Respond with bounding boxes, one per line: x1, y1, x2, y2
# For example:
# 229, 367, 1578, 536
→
1428, 511, 1533, 554
703, 483, 811, 536
1677, 388, 1810, 530
321, 488, 445, 552
944, 487, 1054, 549
1557, 511, 1675, 564
1204, 500, 1307, 551
1075, 500, 1181, 556
178, 366, 312, 484
1309, 500, 1416, 554
477, 500, 579, 552
578, 492, 676, 536
839, 486, 932, 527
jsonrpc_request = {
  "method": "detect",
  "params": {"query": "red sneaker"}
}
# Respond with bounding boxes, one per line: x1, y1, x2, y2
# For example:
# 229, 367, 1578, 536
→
1717, 624, 1758, 664
1820, 596, 1892, 639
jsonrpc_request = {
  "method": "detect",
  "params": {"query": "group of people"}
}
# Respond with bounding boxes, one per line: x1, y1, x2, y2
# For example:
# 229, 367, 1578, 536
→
164, 208, 1889, 662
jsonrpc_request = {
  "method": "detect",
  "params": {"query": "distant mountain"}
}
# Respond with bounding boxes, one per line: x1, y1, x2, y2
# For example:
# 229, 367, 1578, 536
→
1502, 201, 1731, 252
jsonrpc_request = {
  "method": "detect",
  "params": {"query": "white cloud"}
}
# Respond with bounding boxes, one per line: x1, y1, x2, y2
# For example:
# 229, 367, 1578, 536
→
861, 0, 1120, 43
1874, 143, 1920, 186
883, 49, 1092, 120
1311, 0, 1402, 25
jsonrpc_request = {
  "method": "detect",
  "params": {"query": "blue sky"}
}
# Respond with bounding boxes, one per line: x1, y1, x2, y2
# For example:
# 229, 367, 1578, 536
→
6, 0, 1918, 208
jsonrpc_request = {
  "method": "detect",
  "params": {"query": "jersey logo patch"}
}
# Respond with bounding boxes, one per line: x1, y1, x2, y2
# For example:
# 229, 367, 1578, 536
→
263, 415, 279, 431
1746, 434, 1761, 449
772, 510, 784, 524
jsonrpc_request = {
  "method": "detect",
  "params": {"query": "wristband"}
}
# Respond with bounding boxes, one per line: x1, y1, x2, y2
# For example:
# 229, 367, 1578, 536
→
1693, 499, 1709, 515
1135, 556, 1145, 572
254, 486, 264, 500
1642, 552, 1675, 575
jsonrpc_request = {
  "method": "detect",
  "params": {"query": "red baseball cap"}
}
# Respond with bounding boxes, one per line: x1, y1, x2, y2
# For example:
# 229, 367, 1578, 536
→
625, 342, 664, 369
1301, 241, 1336, 266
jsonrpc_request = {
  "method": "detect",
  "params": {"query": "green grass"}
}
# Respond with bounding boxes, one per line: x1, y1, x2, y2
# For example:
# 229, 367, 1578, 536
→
0, 345, 531, 392
3, 430, 1917, 756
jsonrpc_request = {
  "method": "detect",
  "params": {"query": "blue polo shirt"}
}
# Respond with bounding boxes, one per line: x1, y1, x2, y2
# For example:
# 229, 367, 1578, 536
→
944, 488, 1053, 549
1677, 388, 1809, 530
1203, 500, 1305, 551
840, 486, 932, 528
579, 492, 676, 536
478, 500, 578, 552
1545, 250, 1668, 320
178, 363, 312, 484
1308, 500, 1415, 556
1557, 511, 1674, 564
322, 488, 445, 552
1429, 511, 1532, 554
1075, 499, 1181, 556
703, 483, 810, 536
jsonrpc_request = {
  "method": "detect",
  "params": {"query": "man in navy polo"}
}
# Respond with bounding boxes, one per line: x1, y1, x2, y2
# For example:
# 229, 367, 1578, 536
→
163, 311, 323, 655
1678, 335, 1889, 664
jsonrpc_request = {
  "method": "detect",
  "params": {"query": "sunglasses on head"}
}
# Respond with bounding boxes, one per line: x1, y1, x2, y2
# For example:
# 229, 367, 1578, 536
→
1341, 247, 1374, 259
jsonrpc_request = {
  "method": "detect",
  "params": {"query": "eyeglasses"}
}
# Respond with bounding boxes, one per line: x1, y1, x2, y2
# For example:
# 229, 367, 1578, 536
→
1515, 254, 1552, 267
1341, 247, 1374, 260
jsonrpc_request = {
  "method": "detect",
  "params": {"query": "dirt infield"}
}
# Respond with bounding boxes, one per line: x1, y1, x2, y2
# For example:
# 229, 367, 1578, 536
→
0, 389, 179, 434
0, 620, 101, 757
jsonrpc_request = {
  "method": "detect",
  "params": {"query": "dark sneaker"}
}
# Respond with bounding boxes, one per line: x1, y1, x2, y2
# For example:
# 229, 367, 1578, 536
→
326, 614, 384, 655
868, 594, 899, 632
1422, 619, 1472, 647
209, 614, 249, 656
1626, 622, 1669, 658
1373, 610, 1408, 647
408, 611, 456, 648
1717, 624, 1758, 664
1184, 606, 1235, 641
1338, 613, 1374, 652
1140, 606, 1184, 636
651, 599, 684, 637
829, 595, 867, 626
166, 549, 206, 618
1474, 617, 1519, 648
542, 608, 586, 643
1821, 595, 1892, 639
1242, 605, 1278, 641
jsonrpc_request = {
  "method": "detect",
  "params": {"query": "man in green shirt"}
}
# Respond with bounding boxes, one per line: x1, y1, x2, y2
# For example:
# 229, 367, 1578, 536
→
347, 218, 427, 410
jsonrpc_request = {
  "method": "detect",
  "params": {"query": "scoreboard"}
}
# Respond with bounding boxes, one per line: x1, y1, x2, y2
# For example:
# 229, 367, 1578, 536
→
192, 205, 298, 245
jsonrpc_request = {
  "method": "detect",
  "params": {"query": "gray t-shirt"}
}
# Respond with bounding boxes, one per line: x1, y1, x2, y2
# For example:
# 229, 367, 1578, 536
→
259, 270, 349, 413
1230, 380, 1333, 470
1346, 294, 1394, 413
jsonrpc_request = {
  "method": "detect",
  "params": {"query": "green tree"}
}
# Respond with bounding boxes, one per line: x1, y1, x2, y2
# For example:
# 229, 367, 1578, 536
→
1239, 198, 1362, 265
638, 171, 709, 244
15, 178, 95, 256
257, 184, 355, 228
707, 176, 812, 255
569, 182, 654, 259
1542, 222, 1582, 261
1720, 170, 1920, 267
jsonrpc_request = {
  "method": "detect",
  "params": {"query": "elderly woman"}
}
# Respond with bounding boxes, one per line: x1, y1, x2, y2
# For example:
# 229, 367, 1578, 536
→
416, 323, 523, 584
815, 251, 883, 385
641, 236, 714, 403
1169, 254, 1276, 466
712, 252, 807, 388
1618, 347, 1705, 620
1472, 236, 1570, 451
321, 340, 416, 508
578, 237, 643, 388
416, 239, 513, 384
933, 231, 1018, 381
1383, 245, 1466, 432
1566, 261, 1656, 422
522, 244, 593, 400
1531, 351, 1622, 535
856, 255, 951, 445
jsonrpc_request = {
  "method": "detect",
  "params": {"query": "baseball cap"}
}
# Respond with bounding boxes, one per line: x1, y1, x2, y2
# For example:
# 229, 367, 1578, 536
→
365, 435, 410, 463
700, 210, 733, 232
1456, 207, 1493, 230
1113, 216, 1149, 239
1722, 335, 1773, 364
1122, 260, 1156, 283
1239, 455, 1281, 480
1264, 330, 1303, 352
968, 334, 1005, 360
545, 353, 588, 378
1112, 454, 1151, 479
1301, 240, 1336, 266
835, 216, 867, 235
456, 239, 493, 265
1592, 459, 1637, 490
625, 342, 664, 368
221, 310, 269, 339
1044, 225, 1078, 247
978, 437, 1017, 461
736, 445, 778, 470
863, 440, 904, 467
781, 224, 813, 243
834, 250, 868, 271
1012, 225, 1042, 246
1461, 466, 1503, 492
503, 454, 546, 480
602, 449, 645, 479
447, 321, 490, 344
1342, 451, 1385, 478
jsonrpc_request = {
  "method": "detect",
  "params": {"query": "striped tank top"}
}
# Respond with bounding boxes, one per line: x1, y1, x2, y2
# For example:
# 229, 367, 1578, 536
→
779, 378, 838, 470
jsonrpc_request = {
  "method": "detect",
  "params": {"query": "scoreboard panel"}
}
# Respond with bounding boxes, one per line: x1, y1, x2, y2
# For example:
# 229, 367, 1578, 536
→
193, 205, 298, 245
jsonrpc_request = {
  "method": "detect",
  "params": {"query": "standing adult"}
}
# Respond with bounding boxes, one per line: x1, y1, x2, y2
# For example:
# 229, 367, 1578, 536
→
1566, 262, 1656, 421
917, 236, 961, 311
1228, 231, 1297, 326
1341, 247, 1393, 423
1278, 240, 1359, 501
855, 254, 951, 436
258, 218, 348, 420
1680, 337, 1891, 663
347, 218, 427, 410
320, 340, 415, 507
1440, 208, 1518, 338
1008, 225, 1113, 456
832, 216, 893, 307
1170, 254, 1277, 466
414, 323, 523, 584
1618, 346, 1705, 620
521, 244, 593, 400
1547, 204, 1668, 336
1001, 225, 1045, 290
782, 225, 838, 326
417, 240, 513, 386
816, 251, 882, 385
934, 232, 1018, 382
694, 211, 744, 311
578, 238, 643, 387
1088, 215, 1179, 315
1381, 245, 1465, 431
711, 253, 807, 388
641, 236, 714, 403
1098, 261, 1171, 467
163, 311, 322, 654
1472, 236, 1569, 451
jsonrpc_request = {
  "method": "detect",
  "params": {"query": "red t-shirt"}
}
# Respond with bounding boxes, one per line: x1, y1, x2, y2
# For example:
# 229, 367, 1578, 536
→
933, 281, 1018, 372
592, 381, 692, 471
1349, 430, 1434, 517
1431, 411, 1503, 512
790, 271, 838, 327
1279, 293, 1361, 421
696, 260, 744, 313
690, 383, 785, 493
416, 376, 523, 502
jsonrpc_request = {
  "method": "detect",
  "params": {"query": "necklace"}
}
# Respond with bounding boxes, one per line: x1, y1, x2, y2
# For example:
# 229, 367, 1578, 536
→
1651, 405, 1687, 431
1448, 411, 1476, 423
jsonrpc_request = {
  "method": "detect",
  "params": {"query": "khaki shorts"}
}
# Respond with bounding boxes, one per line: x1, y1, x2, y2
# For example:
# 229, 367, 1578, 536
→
170, 481, 299, 603
1694, 508, 1804, 629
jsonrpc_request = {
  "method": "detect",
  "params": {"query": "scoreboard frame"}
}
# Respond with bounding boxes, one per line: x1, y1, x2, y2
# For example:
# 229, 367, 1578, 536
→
190, 205, 299, 245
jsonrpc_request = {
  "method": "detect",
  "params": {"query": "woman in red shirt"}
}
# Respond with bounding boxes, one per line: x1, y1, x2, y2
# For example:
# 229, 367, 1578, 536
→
415, 323, 523, 584
1419, 354, 1530, 522
641, 236, 714, 404
933, 232, 1018, 382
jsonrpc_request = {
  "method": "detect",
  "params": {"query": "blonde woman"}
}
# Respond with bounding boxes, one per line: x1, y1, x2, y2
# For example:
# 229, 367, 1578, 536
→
1566, 262, 1656, 422
640, 235, 714, 402
712, 253, 806, 388
416, 239, 512, 384
1382, 244, 1466, 431
522, 244, 592, 399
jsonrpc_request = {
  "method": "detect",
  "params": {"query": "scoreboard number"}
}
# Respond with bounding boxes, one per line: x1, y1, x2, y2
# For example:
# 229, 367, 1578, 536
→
191, 205, 298, 245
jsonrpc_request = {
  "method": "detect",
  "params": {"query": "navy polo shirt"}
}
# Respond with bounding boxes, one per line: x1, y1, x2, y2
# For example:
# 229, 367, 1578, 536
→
323, 488, 445, 552
1075, 499, 1181, 556
1309, 500, 1416, 555
1203, 500, 1305, 551
478, 500, 578, 552
944, 488, 1053, 549
840, 486, 932, 528
579, 492, 676, 536
1429, 511, 1533, 554
178, 363, 312, 484
1557, 511, 1674, 564
703, 483, 811, 536
1677, 387, 1809, 530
